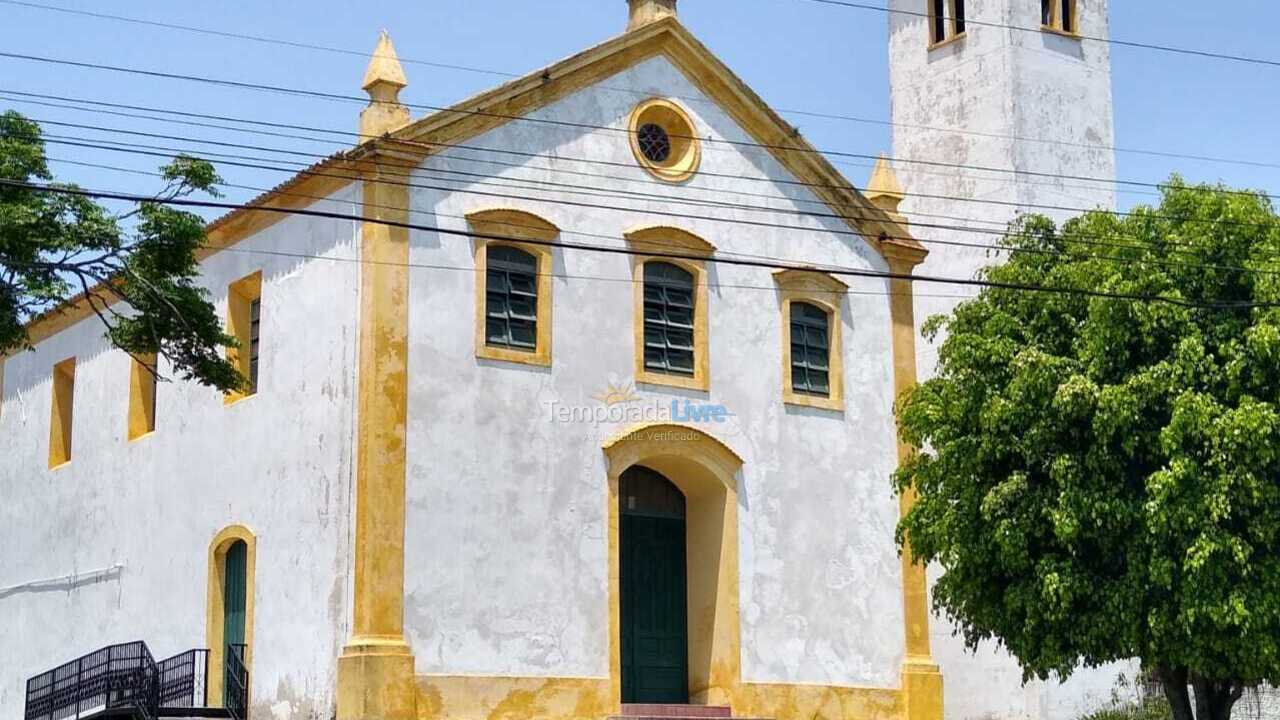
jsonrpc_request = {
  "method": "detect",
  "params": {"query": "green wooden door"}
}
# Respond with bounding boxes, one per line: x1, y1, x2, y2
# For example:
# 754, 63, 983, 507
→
223, 540, 248, 705
620, 467, 689, 704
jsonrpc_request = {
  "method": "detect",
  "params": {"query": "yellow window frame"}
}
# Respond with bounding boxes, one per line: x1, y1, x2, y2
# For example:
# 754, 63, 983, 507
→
225, 271, 262, 405
775, 269, 847, 412
626, 226, 714, 392
469, 208, 557, 368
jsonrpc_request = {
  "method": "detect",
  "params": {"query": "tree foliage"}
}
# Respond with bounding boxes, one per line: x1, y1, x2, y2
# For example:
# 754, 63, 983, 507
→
894, 179, 1280, 720
0, 110, 242, 391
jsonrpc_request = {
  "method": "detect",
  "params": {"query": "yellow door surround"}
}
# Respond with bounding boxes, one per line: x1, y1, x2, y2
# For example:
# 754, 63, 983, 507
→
206, 525, 256, 710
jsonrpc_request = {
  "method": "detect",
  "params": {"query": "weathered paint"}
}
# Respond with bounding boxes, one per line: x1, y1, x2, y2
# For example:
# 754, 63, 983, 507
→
401, 56, 908, 707
0, 186, 361, 720
887, 2, 1140, 718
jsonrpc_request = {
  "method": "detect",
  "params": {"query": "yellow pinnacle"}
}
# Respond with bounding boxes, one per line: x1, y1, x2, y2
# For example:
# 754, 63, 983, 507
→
362, 30, 408, 92
359, 30, 410, 139
865, 154, 905, 215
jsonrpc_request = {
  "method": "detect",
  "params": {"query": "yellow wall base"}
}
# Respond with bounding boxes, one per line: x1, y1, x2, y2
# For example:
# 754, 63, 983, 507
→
900, 659, 944, 720
337, 638, 418, 720
413, 675, 913, 720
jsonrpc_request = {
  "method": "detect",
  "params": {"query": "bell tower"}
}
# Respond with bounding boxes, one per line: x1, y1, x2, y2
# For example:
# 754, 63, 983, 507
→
884, 2, 1126, 717
886, 0, 1116, 372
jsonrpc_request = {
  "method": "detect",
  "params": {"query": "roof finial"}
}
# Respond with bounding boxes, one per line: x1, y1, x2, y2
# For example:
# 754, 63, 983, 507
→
627, 0, 677, 31
865, 154, 906, 216
359, 30, 410, 140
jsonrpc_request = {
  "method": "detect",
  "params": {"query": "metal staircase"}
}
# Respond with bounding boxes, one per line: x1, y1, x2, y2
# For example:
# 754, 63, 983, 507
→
25, 642, 248, 720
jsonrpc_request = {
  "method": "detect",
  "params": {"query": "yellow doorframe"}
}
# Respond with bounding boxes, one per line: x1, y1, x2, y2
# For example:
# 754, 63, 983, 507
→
206, 524, 257, 709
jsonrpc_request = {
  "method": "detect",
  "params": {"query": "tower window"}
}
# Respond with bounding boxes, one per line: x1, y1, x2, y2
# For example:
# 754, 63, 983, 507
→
929, 0, 966, 46
1042, 0, 1078, 34
642, 262, 696, 377
485, 245, 539, 351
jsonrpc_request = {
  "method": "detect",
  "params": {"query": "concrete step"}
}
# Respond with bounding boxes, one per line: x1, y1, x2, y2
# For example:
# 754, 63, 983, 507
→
617, 705, 733, 719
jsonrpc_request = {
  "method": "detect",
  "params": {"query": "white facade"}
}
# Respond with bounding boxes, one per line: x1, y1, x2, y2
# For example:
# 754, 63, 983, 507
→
886, 2, 1135, 718
0, 49, 912, 718
400, 56, 906, 687
0, 188, 362, 720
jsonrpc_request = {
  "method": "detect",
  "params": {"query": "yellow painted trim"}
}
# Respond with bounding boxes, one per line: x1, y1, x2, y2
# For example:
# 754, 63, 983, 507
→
885, 251, 943, 720
630, 253, 710, 392
205, 524, 257, 710
628, 98, 702, 183
16, 19, 926, 352
337, 157, 417, 720
127, 354, 158, 441
468, 208, 557, 368
604, 423, 741, 706
224, 271, 263, 405
48, 357, 75, 469
624, 225, 717, 256
774, 270, 847, 413
926, 32, 967, 51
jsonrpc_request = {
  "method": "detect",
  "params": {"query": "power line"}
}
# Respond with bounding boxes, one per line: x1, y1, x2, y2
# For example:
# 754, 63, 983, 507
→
50, 149, 1280, 290
797, 0, 1280, 69
5, 49, 1275, 202
4, 178, 1273, 311
0, 87, 1168, 214
3, 0, 1277, 172
32, 125, 1280, 282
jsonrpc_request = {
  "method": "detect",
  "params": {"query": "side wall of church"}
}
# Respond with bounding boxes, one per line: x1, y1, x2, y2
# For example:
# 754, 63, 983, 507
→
0, 186, 363, 720
400, 56, 911, 690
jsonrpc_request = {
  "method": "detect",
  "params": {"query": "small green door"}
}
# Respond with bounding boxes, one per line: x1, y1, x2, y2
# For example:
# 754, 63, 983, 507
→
620, 466, 689, 704
223, 540, 248, 705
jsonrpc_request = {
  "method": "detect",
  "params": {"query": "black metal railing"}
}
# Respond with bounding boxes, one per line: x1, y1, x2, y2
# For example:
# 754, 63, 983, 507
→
26, 643, 246, 720
224, 645, 249, 720
156, 649, 209, 709
25, 641, 159, 720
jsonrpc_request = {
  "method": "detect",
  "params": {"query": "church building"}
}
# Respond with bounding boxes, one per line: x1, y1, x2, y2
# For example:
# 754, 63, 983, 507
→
0, 2, 1124, 720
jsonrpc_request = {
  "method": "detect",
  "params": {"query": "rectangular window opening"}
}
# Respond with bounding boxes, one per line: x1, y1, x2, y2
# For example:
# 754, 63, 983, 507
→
128, 354, 158, 440
226, 271, 263, 402
49, 357, 76, 468
930, 0, 965, 46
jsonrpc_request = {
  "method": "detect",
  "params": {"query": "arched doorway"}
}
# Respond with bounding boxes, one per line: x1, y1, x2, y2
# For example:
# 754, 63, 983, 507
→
620, 465, 689, 704
207, 525, 255, 710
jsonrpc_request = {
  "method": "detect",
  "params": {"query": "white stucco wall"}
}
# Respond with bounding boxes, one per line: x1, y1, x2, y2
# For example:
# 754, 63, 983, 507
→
400, 55, 909, 689
0, 186, 362, 720
887, 2, 1136, 719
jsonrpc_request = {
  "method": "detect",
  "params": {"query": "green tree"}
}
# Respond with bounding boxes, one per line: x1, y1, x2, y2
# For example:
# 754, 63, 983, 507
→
0, 110, 242, 391
895, 179, 1280, 720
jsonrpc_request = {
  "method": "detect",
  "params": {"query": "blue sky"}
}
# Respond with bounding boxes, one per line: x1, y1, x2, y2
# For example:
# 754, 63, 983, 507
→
0, 0, 1275, 218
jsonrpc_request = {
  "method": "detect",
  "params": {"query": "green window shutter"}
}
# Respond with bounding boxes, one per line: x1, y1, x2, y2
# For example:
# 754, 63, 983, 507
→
790, 302, 831, 397
485, 246, 539, 351
642, 262, 695, 376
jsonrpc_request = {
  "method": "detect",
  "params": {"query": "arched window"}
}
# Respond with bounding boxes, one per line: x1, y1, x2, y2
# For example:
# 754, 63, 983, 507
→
789, 302, 831, 397
642, 262, 696, 377
469, 209, 557, 367
774, 269, 845, 411
485, 245, 539, 351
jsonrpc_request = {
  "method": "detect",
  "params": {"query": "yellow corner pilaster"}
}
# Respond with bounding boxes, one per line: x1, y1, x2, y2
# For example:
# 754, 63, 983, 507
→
336, 155, 417, 720
885, 247, 943, 720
